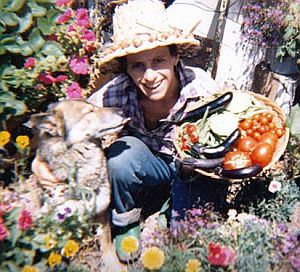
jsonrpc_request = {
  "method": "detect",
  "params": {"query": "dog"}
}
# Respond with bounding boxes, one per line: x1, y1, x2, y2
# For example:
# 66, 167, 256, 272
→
29, 99, 129, 271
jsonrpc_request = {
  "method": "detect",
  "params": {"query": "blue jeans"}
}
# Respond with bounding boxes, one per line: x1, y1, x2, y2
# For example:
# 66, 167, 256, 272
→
105, 136, 228, 226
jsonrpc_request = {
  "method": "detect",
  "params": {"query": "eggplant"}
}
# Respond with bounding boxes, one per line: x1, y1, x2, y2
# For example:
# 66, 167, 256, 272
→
218, 164, 263, 179
168, 92, 233, 124
192, 128, 241, 159
181, 157, 225, 169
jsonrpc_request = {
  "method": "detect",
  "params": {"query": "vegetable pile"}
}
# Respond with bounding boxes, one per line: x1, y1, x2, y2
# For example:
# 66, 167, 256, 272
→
175, 91, 286, 179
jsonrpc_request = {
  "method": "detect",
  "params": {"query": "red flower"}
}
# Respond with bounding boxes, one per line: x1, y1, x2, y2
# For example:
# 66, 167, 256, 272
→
38, 73, 68, 85
24, 57, 36, 68
208, 242, 236, 267
69, 56, 89, 75
38, 73, 56, 85
55, 75, 68, 82
66, 82, 82, 98
0, 223, 8, 241
56, 0, 73, 7
57, 9, 72, 24
81, 29, 96, 41
75, 8, 90, 27
18, 209, 33, 231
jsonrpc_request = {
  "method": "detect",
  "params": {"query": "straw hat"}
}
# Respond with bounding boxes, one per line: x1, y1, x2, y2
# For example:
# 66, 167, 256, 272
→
96, 0, 201, 73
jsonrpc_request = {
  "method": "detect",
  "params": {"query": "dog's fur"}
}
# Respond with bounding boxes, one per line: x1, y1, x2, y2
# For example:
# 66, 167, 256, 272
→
29, 99, 129, 271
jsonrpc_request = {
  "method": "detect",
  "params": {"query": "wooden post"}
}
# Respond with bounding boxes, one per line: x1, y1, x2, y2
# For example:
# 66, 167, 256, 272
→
207, 0, 230, 79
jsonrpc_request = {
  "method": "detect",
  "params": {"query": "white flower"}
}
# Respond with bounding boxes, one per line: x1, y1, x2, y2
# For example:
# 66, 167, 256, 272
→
56, 200, 85, 222
237, 213, 257, 224
227, 209, 237, 220
268, 180, 282, 193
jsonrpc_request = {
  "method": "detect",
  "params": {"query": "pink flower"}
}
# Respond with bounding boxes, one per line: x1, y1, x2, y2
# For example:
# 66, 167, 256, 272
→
0, 223, 8, 241
66, 82, 82, 98
67, 24, 76, 33
38, 73, 56, 85
56, 0, 73, 7
81, 29, 96, 41
69, 56, 89, 75
75, 8, 90, 27
57, 9, 72, 24
18, 209, 33, 231
208, 242, 236, 267
24, 57, 36, 68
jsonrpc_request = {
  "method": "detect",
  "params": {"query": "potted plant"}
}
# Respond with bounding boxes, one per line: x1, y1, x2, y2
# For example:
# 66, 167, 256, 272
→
275, 0, 300, 74
241, 0, 299, 76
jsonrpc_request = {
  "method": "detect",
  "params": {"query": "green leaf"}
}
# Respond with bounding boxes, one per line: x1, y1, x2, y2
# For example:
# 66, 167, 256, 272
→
288, 104, 300, 138
0, 11, 19, 27
17, 12, 34, 34
28, 28, 45, 51
3, 0, 26, 12
36, 0, 56, 4
41, 41, 64, 57
37, 17, 55, 35
0, 23, 6, 33
0, 44, 6, 55
27, 1, 47, 17
4, 43, 21, 54
10, 224, 22, 247
20, 42, 33, 56
1, 261, 20, 272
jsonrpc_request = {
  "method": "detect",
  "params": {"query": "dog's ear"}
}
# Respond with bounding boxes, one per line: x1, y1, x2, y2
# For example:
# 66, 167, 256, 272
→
28, 110, 65, 137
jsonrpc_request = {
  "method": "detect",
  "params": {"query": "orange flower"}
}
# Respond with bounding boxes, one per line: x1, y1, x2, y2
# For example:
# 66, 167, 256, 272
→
22, 265, 39, 272
185, 258, 201, 272
121, 235, 139, 254
48, 252, 62, 268
62, 240, 79, 258
0, 131, 10, 147
16, 135, 30, 149
141, 246, 165, 270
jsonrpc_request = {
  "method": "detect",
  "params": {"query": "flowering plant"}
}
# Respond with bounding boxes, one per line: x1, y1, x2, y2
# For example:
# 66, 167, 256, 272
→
0, 0, 100, 121
241, 0, 288, 48
0, 191, 94, 271
276, 0, 300, 58
0, 130, 31, 185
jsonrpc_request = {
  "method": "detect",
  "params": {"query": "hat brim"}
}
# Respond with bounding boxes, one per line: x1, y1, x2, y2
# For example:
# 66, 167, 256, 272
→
95, 36, 201, 74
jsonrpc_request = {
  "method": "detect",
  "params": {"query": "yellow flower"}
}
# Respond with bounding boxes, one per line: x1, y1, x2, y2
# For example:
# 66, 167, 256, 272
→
22, 265, 39, 272
45, 234, 57, 249
62, 239, 80, 258
121, 235, 139, 254
185, 258, 201, 272
48, 252, 62, 268
141, 246, 165, 270
16, 135, 30, 149
0, 131, 11, 147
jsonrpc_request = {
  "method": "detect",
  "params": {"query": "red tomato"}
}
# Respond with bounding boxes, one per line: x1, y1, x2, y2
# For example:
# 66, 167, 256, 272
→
185, 124, 197, 136
190, 134, 199, 144
239, 119, 252, 130
276, 128, 284, 138
259, 132, 278, 152
251, 143, 274, 167
237, 136, 258, 152
224, 151, 252, 170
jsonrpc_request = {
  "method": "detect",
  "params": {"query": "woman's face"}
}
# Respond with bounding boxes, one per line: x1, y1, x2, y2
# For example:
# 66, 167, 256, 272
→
126, 46, 179, 101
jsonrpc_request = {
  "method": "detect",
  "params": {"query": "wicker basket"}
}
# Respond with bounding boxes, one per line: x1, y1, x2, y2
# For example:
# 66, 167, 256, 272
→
173, 90, 290, 180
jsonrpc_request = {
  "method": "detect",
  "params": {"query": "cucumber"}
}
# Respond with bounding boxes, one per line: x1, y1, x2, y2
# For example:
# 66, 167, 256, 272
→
226, 92, 253, 114
209, 111, 239, 137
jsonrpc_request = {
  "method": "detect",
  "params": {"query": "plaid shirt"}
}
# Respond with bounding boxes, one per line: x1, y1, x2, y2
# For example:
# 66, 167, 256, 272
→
88, 62, 217, 156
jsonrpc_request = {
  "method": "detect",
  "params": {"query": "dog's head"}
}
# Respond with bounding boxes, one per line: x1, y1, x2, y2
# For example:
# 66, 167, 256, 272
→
28, 99, 130, 145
